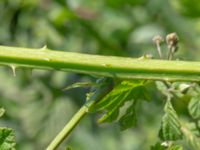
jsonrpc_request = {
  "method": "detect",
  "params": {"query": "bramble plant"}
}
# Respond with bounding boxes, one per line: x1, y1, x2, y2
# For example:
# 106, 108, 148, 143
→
0, 32, 200, 150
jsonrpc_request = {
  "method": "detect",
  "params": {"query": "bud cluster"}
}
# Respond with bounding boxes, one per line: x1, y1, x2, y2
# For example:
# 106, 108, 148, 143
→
152, 32, 179, 60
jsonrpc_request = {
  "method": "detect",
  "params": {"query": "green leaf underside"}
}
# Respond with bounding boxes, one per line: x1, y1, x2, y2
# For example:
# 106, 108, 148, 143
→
63, 82, 95, 91
0, 108, 5, 118
159, 100, 183, 141
188, 95, 200, 119
91, 80, 151, 130
0, 128, 16, 150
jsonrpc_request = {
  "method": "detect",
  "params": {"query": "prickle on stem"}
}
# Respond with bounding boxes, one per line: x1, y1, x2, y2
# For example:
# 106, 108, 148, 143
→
10, 65, 17, 77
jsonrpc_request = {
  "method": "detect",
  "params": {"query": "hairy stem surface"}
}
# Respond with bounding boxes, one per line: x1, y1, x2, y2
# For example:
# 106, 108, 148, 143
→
1, 45, 200, 81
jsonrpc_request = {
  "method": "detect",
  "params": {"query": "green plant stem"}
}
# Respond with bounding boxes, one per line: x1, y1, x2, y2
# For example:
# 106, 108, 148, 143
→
46, 78, 113, 150
46, 105, 87, 150
1, 45, 200, 81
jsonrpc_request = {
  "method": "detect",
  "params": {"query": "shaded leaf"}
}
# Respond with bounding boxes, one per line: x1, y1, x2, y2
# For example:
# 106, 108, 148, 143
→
159, 100, 183, 141
91, 80, 152, 130
119, 101, 137, 130
188, 95, 200, 119
0, 128, 16, 150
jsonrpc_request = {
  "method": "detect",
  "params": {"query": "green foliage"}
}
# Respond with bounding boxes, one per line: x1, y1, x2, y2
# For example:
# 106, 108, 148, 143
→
0, 0, 200, 149
188, 95, 200, 119
0, 108, 16, 150
159, 100, 183, 141
91, 80, 151, 130
151, 143, 183, 150
168, 145, 183, 150
182, 126, 200, 150
151, 142, 165, 150
177, 0, 200, 17
0, 128, 16, 150
118, 101, 137, 130
106, 0, 145, 8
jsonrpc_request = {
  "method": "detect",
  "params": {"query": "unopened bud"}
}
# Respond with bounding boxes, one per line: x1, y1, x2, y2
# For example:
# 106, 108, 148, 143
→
166, 32, 179, 47
152, 35, 164, 44
152, 35, 164, 59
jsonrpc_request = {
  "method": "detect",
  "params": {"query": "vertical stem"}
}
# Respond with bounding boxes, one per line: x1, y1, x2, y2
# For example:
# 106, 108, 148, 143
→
168, 46, 176, 60
156, 43, 163, 59
167, 47, 173, 60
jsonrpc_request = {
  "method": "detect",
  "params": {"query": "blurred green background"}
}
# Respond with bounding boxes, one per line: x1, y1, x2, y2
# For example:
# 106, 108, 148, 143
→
0, 0, 200, 149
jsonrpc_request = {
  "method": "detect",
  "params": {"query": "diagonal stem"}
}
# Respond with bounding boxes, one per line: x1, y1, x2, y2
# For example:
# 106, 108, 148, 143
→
46, 78, 113, 150
46, 105, 87, 150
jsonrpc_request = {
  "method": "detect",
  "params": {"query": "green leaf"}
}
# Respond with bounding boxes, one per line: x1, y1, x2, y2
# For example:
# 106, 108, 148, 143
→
96, 80, 145, 123
168, 145, 183, 150
119, 101, 137, 130
150, 142, 165, 150
159, 100, 183, 141
93, 80, 149, 111
182, 126, 200, 150
188, 95, 200, 119
0, 128, 16, 150
150, 143, 182, 150
0, 108, 5, 118
97, 88, 134, 123
91, 80, 151, 130
63, 82, 95, 91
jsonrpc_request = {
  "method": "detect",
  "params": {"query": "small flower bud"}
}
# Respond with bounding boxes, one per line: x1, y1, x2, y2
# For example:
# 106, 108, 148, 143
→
152, 35, 164, 44
166, 33, 179, 60
152, 35, 164, 59
166, 32, 179, 47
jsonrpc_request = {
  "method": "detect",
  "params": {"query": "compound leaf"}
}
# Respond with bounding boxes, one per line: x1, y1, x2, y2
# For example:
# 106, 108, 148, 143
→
159, 100, 183, 141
